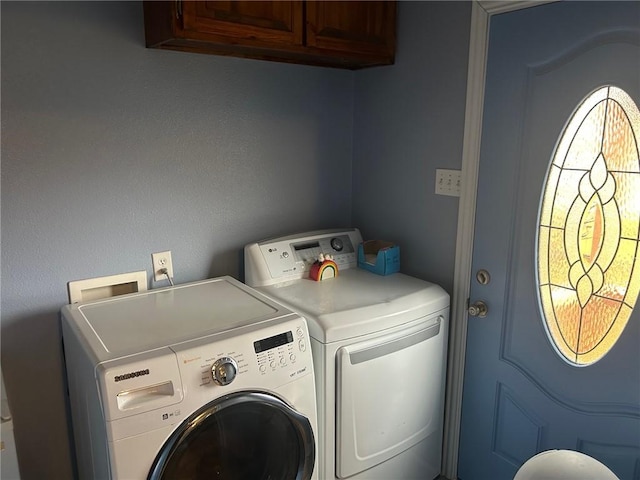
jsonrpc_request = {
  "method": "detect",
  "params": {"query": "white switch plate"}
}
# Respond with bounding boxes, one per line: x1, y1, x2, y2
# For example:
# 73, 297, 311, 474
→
435, 169, 461, 197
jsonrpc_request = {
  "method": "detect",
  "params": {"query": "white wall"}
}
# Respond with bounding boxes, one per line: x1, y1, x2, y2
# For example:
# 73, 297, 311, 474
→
1, 1, 471, 478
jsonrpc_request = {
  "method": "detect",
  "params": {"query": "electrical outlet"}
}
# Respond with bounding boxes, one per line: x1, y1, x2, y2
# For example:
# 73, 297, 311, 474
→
435, 168, 462, 197
152, 251, 174, 282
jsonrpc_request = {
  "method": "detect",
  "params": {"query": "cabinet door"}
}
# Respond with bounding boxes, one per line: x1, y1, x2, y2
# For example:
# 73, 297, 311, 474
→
144, 1, 396, 69
181, 1, 304, 47
305, 1, 396, 62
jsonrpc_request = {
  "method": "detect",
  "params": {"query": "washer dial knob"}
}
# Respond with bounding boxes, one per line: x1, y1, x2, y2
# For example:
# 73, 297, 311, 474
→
211, 357, 238, 386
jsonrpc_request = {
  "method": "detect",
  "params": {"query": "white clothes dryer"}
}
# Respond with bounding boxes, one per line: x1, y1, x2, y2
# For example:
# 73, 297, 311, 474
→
61, 276, 318, 480
245, 229, 450, 480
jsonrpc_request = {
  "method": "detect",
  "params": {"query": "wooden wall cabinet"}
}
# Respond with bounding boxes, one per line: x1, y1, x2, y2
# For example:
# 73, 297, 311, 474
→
143, 1, 396, 69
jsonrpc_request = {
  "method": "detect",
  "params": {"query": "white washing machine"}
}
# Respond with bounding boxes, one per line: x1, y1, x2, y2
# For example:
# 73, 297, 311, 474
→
244, 229, 450, 480
61, 276, 318, 480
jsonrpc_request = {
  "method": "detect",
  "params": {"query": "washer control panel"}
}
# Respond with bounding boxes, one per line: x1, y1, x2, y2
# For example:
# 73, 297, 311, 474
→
254, 326, 307, 374
173, 316, 313, 391
244, 228, 363, 286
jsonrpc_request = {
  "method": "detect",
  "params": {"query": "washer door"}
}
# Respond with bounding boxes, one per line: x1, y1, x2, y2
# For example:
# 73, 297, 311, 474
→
148, 391, 315, 480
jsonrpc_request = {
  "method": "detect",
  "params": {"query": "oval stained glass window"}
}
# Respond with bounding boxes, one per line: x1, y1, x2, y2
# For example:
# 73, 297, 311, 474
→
537, 85, 640, 366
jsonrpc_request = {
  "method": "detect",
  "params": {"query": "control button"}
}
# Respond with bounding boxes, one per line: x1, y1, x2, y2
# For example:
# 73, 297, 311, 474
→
296, 328, 304, 337
270, 361, 276, 369
290, 354, 296, 362
280, 357, 286, 365
298, 339, 306, 352
259, 364, 267, 373
282, 251, 289, 258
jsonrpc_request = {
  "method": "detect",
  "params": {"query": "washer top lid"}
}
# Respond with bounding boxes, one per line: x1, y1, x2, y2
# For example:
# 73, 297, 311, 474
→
258, 269, 450, 343
63, 276, 291, 359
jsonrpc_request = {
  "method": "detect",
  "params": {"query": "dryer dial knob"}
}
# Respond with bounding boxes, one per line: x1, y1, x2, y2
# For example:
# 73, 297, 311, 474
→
211, 357, 238, 386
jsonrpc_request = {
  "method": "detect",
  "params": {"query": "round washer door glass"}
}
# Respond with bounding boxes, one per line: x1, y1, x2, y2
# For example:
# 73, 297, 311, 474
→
148, 391, 315, 480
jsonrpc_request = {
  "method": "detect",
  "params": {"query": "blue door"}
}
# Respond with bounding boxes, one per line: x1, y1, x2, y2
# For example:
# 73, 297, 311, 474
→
458, 2, 640, 479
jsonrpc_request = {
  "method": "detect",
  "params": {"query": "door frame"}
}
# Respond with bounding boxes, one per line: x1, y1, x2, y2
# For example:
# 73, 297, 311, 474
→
442, 2, 556, 478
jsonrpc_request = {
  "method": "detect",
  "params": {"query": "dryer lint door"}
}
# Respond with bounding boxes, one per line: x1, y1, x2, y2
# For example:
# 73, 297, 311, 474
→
335, 314, 446, 478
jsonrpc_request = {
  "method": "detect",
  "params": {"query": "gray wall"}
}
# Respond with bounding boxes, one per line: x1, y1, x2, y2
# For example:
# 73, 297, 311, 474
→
353, 1, 471, 293
1, 1, 470, 478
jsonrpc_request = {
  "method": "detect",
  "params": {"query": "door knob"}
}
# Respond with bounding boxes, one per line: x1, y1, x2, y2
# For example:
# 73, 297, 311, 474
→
468, 300, 488, 318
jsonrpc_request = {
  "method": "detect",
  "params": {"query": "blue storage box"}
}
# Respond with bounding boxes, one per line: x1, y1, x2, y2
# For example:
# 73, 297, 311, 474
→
357, 240, 400, 275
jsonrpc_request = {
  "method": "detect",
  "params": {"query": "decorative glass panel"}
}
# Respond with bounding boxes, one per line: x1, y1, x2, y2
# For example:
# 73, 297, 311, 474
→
537, 86, 640, 366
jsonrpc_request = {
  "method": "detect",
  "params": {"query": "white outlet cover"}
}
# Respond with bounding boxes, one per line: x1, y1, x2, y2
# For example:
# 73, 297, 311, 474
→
152, 250, 174, 282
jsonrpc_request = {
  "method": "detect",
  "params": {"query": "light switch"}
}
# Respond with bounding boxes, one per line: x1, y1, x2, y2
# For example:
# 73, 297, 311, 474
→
435, 169, 461, 197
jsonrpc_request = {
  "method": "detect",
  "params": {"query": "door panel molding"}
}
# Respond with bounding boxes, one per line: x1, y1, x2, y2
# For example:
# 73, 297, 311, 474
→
492, 382, 545, 467
578, 439, 640, 480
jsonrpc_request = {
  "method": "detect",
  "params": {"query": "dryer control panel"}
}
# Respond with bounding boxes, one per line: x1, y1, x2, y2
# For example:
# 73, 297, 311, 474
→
244, 228, 363, 287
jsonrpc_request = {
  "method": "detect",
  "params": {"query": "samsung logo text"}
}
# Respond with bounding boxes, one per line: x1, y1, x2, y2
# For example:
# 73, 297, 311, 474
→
114, 369, 150, 382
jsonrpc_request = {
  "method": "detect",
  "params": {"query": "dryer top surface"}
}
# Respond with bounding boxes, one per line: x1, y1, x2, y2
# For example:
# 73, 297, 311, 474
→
257, 269, 450, 343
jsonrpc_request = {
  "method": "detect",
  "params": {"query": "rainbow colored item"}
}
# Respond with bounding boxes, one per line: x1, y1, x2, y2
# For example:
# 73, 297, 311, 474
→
309, 259, 339, 281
